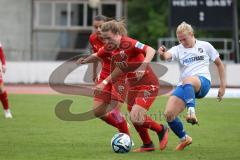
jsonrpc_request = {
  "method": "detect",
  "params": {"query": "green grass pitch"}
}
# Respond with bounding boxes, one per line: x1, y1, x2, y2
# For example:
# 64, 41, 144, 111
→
0, 94, 240, 160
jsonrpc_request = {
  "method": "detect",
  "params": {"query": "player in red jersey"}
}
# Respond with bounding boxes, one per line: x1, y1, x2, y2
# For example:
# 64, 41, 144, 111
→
89, 15, 106, 82
0, 43, 12, 118
77, 15, 129, 135
96, 20, 168, 152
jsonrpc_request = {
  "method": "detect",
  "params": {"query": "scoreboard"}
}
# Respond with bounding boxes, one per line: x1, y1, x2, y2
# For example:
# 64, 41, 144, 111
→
170, 0, 234, 29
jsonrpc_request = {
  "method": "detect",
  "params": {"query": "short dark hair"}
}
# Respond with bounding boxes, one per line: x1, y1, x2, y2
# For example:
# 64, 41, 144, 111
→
94, 15, 107, 21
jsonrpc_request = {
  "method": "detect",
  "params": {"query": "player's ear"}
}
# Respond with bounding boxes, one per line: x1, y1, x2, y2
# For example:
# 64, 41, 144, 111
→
189, 31, 194, 37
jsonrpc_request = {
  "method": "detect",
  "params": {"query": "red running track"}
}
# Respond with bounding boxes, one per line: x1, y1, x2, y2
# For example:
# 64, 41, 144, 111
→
6, 84, 59, 95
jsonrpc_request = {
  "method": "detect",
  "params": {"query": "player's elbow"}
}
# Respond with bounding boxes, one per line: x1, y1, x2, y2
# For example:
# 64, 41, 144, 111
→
215, 58, 225, 72
214, 57, 224, 67
147, 47, 156, 55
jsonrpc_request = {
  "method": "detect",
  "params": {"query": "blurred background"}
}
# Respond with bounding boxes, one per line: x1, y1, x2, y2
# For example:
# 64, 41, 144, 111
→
0, 0, 239, 89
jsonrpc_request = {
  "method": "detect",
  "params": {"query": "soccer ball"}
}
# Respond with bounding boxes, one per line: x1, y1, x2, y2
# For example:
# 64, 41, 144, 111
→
111, 133, 132, 153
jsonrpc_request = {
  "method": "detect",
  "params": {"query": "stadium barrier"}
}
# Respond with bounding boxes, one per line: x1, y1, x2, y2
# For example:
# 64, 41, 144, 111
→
4, 62, 240, 88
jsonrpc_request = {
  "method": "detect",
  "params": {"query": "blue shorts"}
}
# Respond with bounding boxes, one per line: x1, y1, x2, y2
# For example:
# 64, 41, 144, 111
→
172, 76, 211, 100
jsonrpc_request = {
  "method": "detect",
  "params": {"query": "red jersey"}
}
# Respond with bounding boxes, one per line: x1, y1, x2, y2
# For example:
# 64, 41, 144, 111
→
97, 36, 147, 73
113, 37, 159, 109
111, 36, 147, 71
97, 36, 159, 85
0, 43, 6, 66
89, 33, 104, 53
97, 36, 159, 108
89, 33, 110, 79
0, 43, 6, 83
116, 37, 159, 86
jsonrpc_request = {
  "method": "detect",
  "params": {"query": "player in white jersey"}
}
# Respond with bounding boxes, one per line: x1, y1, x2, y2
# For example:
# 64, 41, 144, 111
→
158, 22, 226, 151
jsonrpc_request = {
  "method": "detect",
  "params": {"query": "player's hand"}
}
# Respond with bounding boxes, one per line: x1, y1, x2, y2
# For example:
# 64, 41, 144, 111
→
2, 65, 6, 73
115, 61, 128, 69
95, 81, 106, 92
217, 86, 225, 101
135, 70, 145, 81
76, 57, 85, 64
158, 45, 166, 56
92, 74, 97, 83
134, 63, 147, 80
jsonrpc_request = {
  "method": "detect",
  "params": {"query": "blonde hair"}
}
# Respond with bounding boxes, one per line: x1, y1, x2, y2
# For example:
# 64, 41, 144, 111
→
176, 21, 194, 35
101, 20, 127, 36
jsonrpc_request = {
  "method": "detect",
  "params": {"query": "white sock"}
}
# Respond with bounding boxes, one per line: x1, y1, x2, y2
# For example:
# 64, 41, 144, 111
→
180, 135, 188, 141
188, 107, 195, 114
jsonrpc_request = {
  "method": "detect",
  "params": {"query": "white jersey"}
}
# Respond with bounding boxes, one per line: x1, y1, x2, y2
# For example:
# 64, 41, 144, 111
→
168, 39, 219, 85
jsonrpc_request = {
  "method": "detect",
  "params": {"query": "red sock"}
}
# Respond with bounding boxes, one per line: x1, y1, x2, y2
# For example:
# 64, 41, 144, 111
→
118, 119, 130, 135
0, 91, 9, 110
108, 106, 130, 135
142, 116, 163, 133
101, 113, 119, 129
133, 124, 152, 145
102, 112, 130, 135
110, 108, 124, 123
110, 109, 129, 135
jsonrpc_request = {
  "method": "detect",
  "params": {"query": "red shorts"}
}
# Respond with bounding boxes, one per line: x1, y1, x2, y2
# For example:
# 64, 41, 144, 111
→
126, 67, 159, 111
111, 79, 128, 103
94, 78, 128, 104
94, 78, 112, 103
127, 85, 159, 111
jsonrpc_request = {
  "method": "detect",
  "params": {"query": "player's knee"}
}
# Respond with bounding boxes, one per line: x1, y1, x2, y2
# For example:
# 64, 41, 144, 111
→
164, 111, 175, 122
130, 112, 144, 125
129, 113, 138, 124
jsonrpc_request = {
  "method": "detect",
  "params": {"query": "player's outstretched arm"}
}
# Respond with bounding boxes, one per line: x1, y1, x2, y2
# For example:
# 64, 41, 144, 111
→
92, 61, 99, 82
214, 57, 226, 101
95, 67, 123, 91
143, 46, 156, 63
133, 46, 156, 80
76, 53, 99, 64
103, 67, 123, 85
157, 45, 172, 61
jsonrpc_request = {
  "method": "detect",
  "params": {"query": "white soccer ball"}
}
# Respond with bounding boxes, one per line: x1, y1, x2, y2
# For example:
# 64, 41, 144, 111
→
111, 133, 132, 153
